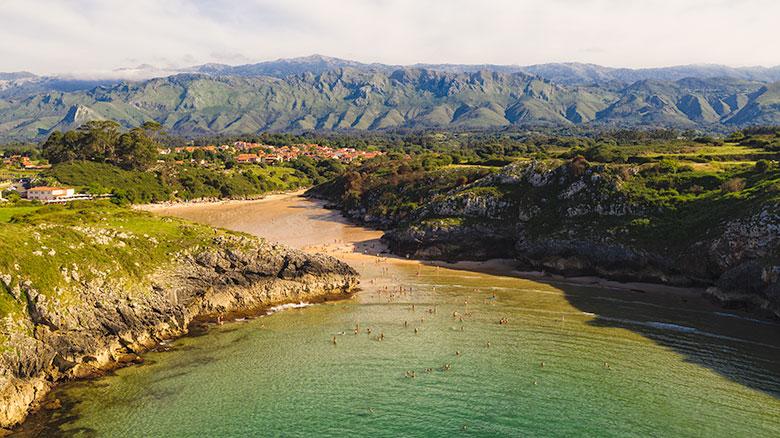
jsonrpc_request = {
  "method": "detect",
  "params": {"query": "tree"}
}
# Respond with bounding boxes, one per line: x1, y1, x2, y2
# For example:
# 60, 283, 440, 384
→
192, 148, 207, 162
116, 127, 158, 170
78, 120, 121, 161
43, 121, 160, 171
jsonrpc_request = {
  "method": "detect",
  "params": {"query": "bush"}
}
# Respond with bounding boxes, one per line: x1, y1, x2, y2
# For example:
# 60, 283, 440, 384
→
657, 159, 681, 174
630, 218, 651, 228
755, 160, 771, 173
721, 178, 746, 193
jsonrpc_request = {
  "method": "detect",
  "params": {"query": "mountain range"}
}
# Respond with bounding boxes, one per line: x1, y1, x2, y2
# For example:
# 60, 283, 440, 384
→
1, 55, 779, 140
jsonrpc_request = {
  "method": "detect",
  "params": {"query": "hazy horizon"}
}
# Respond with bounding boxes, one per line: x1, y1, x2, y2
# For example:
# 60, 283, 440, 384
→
2, 0, 779, 76
3, 54, 780, 81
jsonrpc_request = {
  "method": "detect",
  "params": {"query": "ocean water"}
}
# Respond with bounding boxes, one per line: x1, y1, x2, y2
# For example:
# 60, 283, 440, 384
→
16, 196, 780, 437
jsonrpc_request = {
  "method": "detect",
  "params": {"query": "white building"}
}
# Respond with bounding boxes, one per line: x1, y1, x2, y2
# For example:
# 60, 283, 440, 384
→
26, 187, 75, 202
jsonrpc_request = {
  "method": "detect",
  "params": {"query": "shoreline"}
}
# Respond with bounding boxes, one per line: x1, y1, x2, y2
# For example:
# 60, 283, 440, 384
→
409, 257, 777, 320
150, 192, 776, 320
355, 251, 710, 300
300, 197, 777, 319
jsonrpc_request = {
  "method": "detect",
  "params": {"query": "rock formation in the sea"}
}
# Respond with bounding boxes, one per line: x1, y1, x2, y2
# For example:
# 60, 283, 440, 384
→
0, 234, 358, 430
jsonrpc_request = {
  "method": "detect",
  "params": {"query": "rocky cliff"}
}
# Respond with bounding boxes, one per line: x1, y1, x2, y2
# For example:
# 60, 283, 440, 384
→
0, 233, 358, 430
382, 161, 779, 317
311, 158, 778, 318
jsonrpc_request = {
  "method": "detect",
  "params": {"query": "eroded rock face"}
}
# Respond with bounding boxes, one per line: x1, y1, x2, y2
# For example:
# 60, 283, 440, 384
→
0, 234, 358, 429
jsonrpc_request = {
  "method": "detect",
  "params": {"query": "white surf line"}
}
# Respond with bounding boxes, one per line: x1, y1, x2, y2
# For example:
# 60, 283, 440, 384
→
595, 316, 780, 351
265, 302, 312, 315
714, 312, 780, 326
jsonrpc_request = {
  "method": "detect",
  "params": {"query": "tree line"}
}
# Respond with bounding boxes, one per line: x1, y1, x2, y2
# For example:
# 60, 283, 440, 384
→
42, 121, 161, 170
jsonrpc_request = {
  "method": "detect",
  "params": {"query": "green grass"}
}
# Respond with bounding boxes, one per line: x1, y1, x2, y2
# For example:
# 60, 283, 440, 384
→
0, 205, 41, 223
421, 217, 465, 227
0, 202, 244, 327
0, 165, 40, 181
233, 165, 309, 190
46, 161, 313, 203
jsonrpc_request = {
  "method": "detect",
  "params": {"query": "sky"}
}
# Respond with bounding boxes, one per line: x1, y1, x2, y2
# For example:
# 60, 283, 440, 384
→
1, 0, 779, 76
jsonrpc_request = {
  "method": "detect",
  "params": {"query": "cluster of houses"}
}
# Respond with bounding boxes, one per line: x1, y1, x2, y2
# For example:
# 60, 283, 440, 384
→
158, 142, 382, 166
2, 155, 50, 170
1, 140, 383, 204
235, 143, 382, 164
158, 145, 230, 155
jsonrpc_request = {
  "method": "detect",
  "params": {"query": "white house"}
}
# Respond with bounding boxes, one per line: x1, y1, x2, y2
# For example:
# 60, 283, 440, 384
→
26, 187, 75, 202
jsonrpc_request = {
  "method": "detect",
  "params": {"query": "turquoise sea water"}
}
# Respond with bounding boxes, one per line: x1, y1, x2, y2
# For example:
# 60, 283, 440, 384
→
16, 197, 780, 437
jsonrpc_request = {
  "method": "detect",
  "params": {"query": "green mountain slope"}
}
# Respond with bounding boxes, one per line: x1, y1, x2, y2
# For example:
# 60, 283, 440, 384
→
0, 69, 777, 140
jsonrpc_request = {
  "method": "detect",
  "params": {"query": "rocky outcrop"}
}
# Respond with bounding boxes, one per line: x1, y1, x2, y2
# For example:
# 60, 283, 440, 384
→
384, 219, 515, 261
0, 234, 358, 430
377, 161, 780, 318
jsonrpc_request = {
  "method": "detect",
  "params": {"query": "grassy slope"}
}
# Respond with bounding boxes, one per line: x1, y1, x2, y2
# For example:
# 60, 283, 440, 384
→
46, 161, 310, 202
0, 202, 244, 339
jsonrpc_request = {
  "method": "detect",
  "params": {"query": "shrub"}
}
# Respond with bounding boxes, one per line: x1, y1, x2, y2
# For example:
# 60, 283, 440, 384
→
721, 178, 746, 193
657, 159, 682, 174
569, 156, 588, 177
755, 160, 771, 173
630, 218, 651, 228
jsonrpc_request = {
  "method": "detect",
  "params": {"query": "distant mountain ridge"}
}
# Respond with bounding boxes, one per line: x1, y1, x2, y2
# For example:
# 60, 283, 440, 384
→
181, 55, 780, 84
1, 55, 779, 140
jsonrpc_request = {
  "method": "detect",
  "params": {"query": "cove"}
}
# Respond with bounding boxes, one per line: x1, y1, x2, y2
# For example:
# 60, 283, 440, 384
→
15, 194, 780, 437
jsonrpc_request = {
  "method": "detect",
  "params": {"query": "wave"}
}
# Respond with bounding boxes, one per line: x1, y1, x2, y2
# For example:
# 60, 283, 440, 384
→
714, 312, 780, 326
266, 302, 312, 315
596, 316, 780, 350
643, 321, 698, 333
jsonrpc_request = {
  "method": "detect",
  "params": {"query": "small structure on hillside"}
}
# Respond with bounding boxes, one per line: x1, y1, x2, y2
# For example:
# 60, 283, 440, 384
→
26, 187, 76, 202
236, 153, 260, 164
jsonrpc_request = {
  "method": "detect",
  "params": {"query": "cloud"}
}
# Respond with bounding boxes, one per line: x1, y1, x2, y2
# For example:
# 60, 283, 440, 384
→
0, 0, 778, 75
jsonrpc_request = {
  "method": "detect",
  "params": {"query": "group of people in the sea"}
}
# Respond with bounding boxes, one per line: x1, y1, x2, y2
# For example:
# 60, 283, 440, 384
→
326, 255, 518, 381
